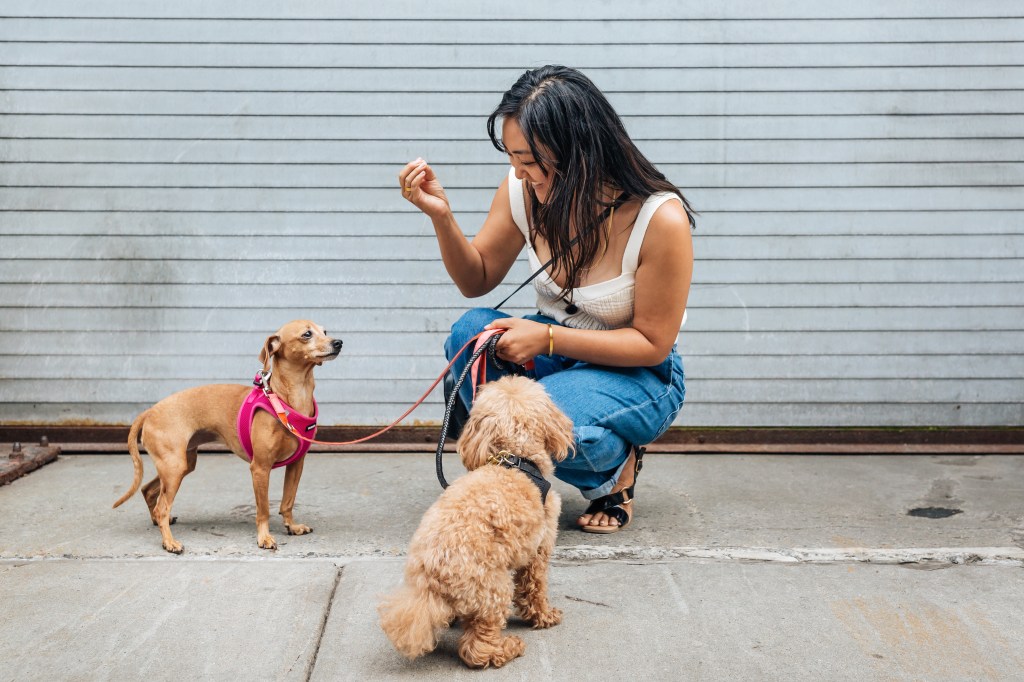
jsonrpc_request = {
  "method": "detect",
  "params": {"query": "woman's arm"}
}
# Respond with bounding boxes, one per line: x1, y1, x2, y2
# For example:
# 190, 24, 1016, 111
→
400, 159, 525, 298
487, 198, 694, 367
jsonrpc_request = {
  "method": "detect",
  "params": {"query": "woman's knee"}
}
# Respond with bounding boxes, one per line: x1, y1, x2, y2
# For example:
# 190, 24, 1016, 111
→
445, 308, 508, 357
558, 424, 628, 473
450, 307, 508, 337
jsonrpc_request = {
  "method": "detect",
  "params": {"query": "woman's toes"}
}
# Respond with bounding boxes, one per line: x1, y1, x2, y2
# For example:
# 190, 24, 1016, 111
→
579, 509, 628, 528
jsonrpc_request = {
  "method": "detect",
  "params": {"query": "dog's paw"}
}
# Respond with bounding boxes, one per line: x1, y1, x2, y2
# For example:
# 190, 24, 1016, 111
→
530, 607, 562, 629
162, 539, 184, 554
285, 523, 312, 536
460, 635, 525, 669
258, 534, 278, 550
493, 636, 526, 668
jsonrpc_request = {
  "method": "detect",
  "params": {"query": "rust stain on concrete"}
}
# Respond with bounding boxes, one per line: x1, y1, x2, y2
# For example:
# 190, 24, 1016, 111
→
830, 596, 1006, 679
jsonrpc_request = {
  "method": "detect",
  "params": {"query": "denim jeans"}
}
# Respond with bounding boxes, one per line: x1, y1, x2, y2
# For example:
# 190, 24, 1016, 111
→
444, 308, 686, 500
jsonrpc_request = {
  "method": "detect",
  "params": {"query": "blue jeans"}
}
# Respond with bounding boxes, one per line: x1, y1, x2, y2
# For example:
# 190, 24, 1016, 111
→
444, 308, 686, 500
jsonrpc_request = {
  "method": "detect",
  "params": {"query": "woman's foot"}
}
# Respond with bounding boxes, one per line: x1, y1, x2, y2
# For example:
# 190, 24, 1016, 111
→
577, 498, 633, 532
576, 446, 640, 532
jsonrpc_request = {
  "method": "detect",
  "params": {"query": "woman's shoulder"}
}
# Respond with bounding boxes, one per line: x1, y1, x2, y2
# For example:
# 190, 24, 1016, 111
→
638, 188, 688, 225
646, 193, 691, 232
637, 194, 693, 261
629, 192, 690, 244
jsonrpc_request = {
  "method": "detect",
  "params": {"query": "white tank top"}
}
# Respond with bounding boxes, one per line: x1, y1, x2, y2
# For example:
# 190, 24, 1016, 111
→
507, 167, 685, 331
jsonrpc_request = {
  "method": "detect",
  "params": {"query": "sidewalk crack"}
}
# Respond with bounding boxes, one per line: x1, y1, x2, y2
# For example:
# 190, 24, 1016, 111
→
305, 563, 344, 681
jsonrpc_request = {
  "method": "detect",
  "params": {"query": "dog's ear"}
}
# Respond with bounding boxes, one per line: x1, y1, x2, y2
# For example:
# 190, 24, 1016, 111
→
457, 409, 492, 472
543, 403, 575, 463
259, 334, 282, 371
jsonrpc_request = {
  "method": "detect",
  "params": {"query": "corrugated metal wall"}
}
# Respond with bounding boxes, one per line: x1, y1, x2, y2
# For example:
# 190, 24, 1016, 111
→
1, 1, 1022, 427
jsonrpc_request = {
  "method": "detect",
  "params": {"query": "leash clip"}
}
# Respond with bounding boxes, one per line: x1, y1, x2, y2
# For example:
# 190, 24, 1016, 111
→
254, 370, 273, 396
488, 450, 518, 467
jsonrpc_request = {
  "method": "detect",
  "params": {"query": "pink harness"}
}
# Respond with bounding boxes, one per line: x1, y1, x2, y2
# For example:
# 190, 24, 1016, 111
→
236, 375, 318, 469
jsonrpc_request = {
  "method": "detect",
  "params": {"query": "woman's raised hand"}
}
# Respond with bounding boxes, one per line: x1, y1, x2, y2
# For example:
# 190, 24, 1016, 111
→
399, 158, 450, 219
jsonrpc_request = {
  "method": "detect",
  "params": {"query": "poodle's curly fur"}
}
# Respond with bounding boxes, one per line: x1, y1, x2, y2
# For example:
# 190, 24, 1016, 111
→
378, 376, 575, 669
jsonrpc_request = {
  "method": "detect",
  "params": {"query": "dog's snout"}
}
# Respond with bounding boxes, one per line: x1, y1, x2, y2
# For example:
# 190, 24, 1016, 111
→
332, 339, 343, 352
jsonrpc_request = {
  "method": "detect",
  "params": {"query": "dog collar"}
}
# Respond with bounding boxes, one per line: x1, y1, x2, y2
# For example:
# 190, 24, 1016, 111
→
489, 450, 551, 505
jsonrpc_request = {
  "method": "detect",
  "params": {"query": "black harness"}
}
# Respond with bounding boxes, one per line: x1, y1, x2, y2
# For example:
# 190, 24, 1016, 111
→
488, 450, 552, 505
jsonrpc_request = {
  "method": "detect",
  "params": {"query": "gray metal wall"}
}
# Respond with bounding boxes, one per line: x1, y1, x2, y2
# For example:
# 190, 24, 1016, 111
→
2, 1, 1022, 427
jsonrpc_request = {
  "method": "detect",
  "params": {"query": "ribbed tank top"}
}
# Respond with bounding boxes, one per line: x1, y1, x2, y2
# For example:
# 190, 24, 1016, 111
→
508, 167, 684, 331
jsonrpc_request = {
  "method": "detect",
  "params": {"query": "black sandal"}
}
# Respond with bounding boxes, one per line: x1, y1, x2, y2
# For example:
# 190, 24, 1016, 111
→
579, 445, 645, 534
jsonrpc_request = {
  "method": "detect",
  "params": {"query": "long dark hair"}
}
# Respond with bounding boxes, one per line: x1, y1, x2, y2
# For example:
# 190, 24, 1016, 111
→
487, 65, 695, 295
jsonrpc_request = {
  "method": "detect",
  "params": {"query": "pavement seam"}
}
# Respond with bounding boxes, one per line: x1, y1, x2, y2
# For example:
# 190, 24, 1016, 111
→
305, 562, 344, 682
553, 545, 1024, 565
2, 546, 1023, 566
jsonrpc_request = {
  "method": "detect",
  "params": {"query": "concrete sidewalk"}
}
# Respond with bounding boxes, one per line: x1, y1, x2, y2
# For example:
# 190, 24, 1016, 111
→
1, 452, 1022, 680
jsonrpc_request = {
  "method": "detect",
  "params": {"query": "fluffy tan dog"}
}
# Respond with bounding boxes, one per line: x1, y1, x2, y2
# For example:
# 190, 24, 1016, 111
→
379, 375, 574, 669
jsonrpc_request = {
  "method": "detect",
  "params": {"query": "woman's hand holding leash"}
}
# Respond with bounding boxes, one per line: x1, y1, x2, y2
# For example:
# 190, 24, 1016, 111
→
485, 318, 552, 365
399, 158, 450, 219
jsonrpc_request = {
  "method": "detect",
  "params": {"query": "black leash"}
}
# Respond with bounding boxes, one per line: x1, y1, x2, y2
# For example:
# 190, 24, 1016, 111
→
436, 331, 504, 489
435, 336, 552, 504
492, 245, 572, 311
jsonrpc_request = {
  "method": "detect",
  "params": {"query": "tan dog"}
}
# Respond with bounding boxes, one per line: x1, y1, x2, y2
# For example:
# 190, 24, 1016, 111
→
112, 320, 342, 554
379, 376, 574, 669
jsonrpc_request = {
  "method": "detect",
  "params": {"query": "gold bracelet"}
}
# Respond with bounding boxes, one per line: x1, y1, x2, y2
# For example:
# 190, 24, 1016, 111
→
548, 324, 554, 356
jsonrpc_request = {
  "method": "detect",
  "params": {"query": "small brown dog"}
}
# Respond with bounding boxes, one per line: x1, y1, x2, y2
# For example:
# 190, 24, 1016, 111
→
112, 320, 342, 554
379, 375, 574, 669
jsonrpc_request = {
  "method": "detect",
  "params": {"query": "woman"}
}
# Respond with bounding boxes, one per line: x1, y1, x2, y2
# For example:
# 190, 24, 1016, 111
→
399, 65, 695, 533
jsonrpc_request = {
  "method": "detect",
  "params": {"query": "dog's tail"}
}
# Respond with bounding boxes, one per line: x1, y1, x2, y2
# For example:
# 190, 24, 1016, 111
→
378, 580, 454, 660
112, 410, 148, 508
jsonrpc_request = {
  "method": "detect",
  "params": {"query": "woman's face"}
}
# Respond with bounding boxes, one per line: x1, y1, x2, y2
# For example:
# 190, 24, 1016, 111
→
502, 118, 553, 203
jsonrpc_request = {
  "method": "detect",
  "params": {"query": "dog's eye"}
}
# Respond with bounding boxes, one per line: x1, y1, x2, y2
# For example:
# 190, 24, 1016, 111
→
302, 330, 313, 340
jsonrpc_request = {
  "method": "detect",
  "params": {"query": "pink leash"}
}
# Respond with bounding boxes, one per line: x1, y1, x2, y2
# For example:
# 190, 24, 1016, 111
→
469, 327, 536, 400
238, 330, 500, 453
469, 328, 503, 401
